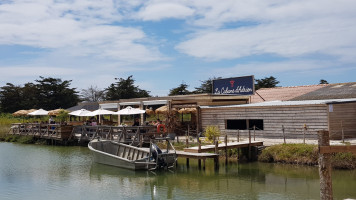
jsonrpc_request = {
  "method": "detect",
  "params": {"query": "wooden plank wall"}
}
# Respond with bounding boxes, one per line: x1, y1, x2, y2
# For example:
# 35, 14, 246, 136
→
201, 105, 328, 139
328, 102, 356, 139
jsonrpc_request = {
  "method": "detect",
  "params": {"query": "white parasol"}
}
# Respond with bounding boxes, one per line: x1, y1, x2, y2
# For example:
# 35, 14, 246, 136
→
28, 108, 49, 116
69, 109, 92, 116
86, 108, 116, 116
116, 106, 145, 115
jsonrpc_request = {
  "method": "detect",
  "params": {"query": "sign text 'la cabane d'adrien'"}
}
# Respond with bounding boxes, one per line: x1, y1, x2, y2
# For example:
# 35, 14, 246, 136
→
213, 76, 255, 96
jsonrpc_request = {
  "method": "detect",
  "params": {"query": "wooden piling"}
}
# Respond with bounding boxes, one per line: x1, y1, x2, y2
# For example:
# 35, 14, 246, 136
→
282, 125, 286, 144
224, 135, 228, 164
248, 129, 251, 160
237, 129, 240, 142
318, 130, 333, 200
253, 125, 256, 141
341, 121, 344, 143
214, 141, 219, 170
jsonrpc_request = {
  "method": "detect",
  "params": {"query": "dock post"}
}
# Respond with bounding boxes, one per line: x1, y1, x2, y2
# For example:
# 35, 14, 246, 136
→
248, 129, 251, 161
282, 125, 286, 144
341, 121, 344, 143
253, 125, 256, 141
318, 130, 333, 200
186, 158, 189, 168
303, 124, 307, 144
186, 138, 189, 148
214, 141, 219, 170
203, 159, 206, 170
224, 135, 228, 164
198, 138, 202, 169
237, 129, 240, 142
198, 138, 201, 152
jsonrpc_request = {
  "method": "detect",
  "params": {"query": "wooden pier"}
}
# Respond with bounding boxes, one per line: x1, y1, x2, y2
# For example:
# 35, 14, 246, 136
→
183, 141, 263, 153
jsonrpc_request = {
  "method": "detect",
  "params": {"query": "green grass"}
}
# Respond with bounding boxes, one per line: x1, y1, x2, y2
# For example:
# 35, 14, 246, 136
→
0, 113, 50, 125
259, 143, 356, 169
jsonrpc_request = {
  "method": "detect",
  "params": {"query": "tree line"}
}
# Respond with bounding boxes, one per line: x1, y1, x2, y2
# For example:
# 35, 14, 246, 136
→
0, 75, 327, 113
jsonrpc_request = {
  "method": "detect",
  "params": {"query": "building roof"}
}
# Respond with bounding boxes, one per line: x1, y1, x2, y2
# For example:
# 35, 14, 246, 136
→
201, 98, 356, 109
291, 82, 356, 100
250, 84, 327, 103
66, 102, 99, 111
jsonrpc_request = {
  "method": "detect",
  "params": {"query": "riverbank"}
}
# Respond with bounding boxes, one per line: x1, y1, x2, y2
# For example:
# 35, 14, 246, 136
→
258, 143, 356, 169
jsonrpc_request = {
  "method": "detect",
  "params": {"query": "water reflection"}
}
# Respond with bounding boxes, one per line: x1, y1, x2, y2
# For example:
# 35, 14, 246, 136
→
0, 142, 356, 200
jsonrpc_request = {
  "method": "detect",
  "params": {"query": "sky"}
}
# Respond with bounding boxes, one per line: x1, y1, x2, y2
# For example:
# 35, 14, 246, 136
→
1, 0, 356, 97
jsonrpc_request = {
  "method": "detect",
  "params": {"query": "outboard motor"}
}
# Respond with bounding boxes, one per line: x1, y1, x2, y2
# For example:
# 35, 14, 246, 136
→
150, 143, 166, 168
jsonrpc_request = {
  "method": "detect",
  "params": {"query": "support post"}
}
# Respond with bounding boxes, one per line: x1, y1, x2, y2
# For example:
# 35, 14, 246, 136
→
303, 124, 307, 144
225, 135, 228, 164
253, 125, 256, 141
318, 130, 333, 200
341, 121, 344, 143
214, 140, 219, 170
186, 138, 189, 148
282, 125, 286, 144
198, 138, 201, 153
248, 129, 251, 161
237, 129, 240, 142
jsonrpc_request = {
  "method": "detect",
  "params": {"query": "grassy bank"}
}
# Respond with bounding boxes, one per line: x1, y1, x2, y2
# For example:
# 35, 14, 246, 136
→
259, 143, 356, 169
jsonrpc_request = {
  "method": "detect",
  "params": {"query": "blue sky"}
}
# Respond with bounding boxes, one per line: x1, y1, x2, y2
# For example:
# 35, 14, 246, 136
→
1, 0, 356, 96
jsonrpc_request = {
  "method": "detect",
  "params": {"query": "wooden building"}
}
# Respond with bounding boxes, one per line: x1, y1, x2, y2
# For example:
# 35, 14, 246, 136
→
200, 99, 356, 139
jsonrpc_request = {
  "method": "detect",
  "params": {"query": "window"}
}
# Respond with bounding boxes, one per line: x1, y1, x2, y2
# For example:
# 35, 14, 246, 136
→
249, 119, 264, 130
226, 120, 247, 130
226, 119, 264, 130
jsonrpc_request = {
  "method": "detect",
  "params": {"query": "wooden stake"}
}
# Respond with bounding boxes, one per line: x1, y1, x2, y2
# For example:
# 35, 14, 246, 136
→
237, 129, 240, 142
341, 121, 344, 143
318, 130, 333, 200
282, 125, 286, 144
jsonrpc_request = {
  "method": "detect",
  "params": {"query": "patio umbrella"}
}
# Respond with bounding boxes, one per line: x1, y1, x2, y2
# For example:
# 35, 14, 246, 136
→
117, 106, 145, 115
12, 110, 29, 117
86, 108, 116, 124
48, 108, 68, 116
145, 108, 155, 116
178, 108, 197, 114
155, 106, 178, 114
87, 108, 116, 116
69, 109, 91, 116
28, 108, 49, 116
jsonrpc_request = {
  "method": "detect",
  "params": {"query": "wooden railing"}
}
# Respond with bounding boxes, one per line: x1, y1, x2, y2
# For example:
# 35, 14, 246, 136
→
8, 123, 73, 140
72, 125, 158, 145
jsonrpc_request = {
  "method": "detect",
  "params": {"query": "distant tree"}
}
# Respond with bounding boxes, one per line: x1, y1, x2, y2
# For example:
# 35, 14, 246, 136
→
0, 77, 79, 113
0, 83, 23, 113
319, 79, 329, 84
105, 75, 150, 100
255, 76, 280, 90
193, 77, 222, 94
81, 85, 105, 102
35, 76, 79, 110
169, 82, 191, 96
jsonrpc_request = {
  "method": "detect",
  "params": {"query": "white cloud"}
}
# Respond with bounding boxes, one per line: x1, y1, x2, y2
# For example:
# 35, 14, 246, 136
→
0, 0, 164, 64
176, 1, 356, 62
137, 2, 194, 21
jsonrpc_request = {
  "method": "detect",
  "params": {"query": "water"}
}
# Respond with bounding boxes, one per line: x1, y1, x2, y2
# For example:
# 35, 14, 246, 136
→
0, 142, 355, 200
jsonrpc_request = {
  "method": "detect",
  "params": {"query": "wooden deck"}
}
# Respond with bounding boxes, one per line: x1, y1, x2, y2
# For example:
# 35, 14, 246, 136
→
183, 141, 263, 153
176, 151, 219, 159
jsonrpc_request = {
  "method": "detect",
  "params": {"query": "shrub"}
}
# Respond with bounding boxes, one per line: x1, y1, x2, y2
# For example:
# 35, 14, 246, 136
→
204, 125, 221, 143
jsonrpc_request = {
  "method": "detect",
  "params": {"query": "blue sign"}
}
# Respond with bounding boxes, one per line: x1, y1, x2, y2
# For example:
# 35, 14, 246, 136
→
213, 76, 255, 95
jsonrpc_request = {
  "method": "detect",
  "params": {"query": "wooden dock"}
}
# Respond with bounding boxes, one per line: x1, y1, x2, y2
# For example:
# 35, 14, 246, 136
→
183, 141, 263, 153
176, 150, 219, 169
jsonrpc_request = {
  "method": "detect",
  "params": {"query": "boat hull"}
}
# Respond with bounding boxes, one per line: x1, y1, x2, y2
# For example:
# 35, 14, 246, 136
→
88, 140, 156, 170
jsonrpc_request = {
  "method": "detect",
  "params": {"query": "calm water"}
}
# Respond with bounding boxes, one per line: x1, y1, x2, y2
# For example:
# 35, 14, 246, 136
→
0, 142, 356, 200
